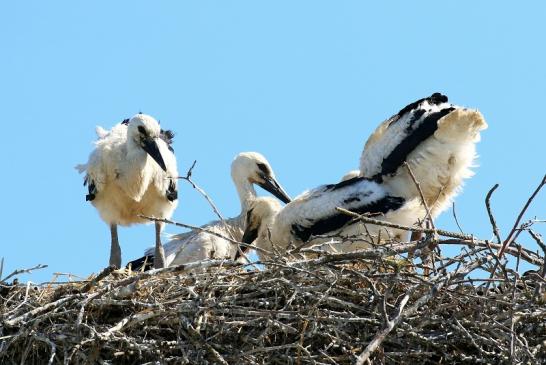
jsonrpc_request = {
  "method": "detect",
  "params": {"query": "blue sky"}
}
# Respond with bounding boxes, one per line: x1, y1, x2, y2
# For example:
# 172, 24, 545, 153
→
1, 2, 544, 283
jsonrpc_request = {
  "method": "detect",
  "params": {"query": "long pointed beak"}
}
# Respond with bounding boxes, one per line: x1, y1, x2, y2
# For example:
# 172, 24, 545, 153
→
258, 176, 291, 204
141, 137, 167, 172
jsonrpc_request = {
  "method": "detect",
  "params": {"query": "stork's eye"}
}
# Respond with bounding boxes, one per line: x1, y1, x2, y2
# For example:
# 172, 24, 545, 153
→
138, 126, 147, 135
256, 163, 271, 176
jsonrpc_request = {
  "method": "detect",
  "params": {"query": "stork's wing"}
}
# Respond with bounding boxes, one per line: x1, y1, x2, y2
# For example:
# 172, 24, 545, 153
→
166, 178, 178, 201
152, 134, 179, 202
360, 93, 455, 179
83, 175, 97, 201
126, 255, 154, 272
160, 129, 175, 152
281, 177, 405, 242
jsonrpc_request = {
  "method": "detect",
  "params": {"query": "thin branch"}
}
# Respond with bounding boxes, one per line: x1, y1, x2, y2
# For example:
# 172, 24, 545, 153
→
79, 265, 116, 293
355, 293, 411, 365
529, 230, 546, 296
498, 174, 546, 258
336, 207, 473, 240
404, 162, 435, 231
485, 184, 502, 244
451, 202, 464, 234
178, 160, 227, 224
140, 215, 270, 256
1, 264, 48, 284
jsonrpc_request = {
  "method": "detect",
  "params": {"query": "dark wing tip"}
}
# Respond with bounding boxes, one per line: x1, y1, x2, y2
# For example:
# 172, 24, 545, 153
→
166, 179, 178, 201
85, 179, 97, 201
328, 176, 367, 191
126, 255, 154, 271
121, 118, 130, 125
291, 223, 314, 242
160, 129, 175, 152
428, 92, 448, 104
390, 92, 449, 127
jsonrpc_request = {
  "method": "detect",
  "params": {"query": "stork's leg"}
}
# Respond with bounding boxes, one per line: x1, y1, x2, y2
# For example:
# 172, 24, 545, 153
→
407, 231, 422, 260
110, 224, 122, 268
153, 221, 166, 269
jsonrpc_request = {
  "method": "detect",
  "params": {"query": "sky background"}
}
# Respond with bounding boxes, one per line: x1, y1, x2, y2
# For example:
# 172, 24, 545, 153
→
1, 1, 544, 283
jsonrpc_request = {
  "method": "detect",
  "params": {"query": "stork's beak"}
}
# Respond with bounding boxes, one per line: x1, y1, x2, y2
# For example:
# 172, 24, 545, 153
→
258, 176, 291, 204
141, 137, 167, 172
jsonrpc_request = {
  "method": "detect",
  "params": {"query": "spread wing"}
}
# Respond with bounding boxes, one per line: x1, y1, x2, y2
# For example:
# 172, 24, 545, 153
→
360, 92, 455, 179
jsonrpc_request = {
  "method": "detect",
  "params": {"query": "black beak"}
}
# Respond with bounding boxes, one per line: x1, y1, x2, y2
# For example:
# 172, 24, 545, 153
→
258, 175, 291, 204
141, 137, 167, 172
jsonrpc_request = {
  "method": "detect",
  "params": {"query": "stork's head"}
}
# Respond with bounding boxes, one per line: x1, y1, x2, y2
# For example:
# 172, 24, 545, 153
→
231, 152, 291, 204
127, 114, 167, 172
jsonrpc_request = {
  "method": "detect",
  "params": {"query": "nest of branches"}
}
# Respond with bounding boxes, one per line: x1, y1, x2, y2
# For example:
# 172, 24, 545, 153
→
1, 227, 545, 365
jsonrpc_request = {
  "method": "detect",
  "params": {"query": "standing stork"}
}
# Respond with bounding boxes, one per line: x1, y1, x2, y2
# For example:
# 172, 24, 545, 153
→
126, 152, 291, 270
77, 114, 179, 269
360, 93, 487, 218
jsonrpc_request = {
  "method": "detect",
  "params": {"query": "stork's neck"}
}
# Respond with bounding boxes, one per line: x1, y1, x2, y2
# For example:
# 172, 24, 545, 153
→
121, 138, 152, 202
234, 178, 257, 213
125, 138, 148, 165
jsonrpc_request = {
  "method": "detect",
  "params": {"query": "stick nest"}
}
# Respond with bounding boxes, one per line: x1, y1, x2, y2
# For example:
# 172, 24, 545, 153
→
1, 243, 545, 365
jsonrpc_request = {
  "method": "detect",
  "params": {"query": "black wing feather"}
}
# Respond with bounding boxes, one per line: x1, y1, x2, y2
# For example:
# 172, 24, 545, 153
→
160, 129, 175, 152
166, 179, 178, 201
291, 196, 405, 242
84, 176, 97, 201
126, 255, 154, 271
375, 107, 455, 180
387, 92, 448, 128
235, 208, 257, 260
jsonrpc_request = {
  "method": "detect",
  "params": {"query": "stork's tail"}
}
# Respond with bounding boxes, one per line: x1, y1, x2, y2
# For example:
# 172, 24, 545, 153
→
74, 164, 87, 174
435, 108, 487, 142
95, 126, 109, 139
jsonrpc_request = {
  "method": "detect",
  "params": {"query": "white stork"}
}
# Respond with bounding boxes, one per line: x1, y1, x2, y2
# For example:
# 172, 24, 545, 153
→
360, 93, 487, 218
77, 114, 179, 269
126, 152, 291, 270
240, 94, 487, 261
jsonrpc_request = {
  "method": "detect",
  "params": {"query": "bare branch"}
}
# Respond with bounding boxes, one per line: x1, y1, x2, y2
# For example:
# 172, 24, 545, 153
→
177, 160, 227, 224
1, 264, 48, 284
485, 184, 502, 244
498, 174, 546, 258
404, 162, 435, 231
336, 207, 473, 240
